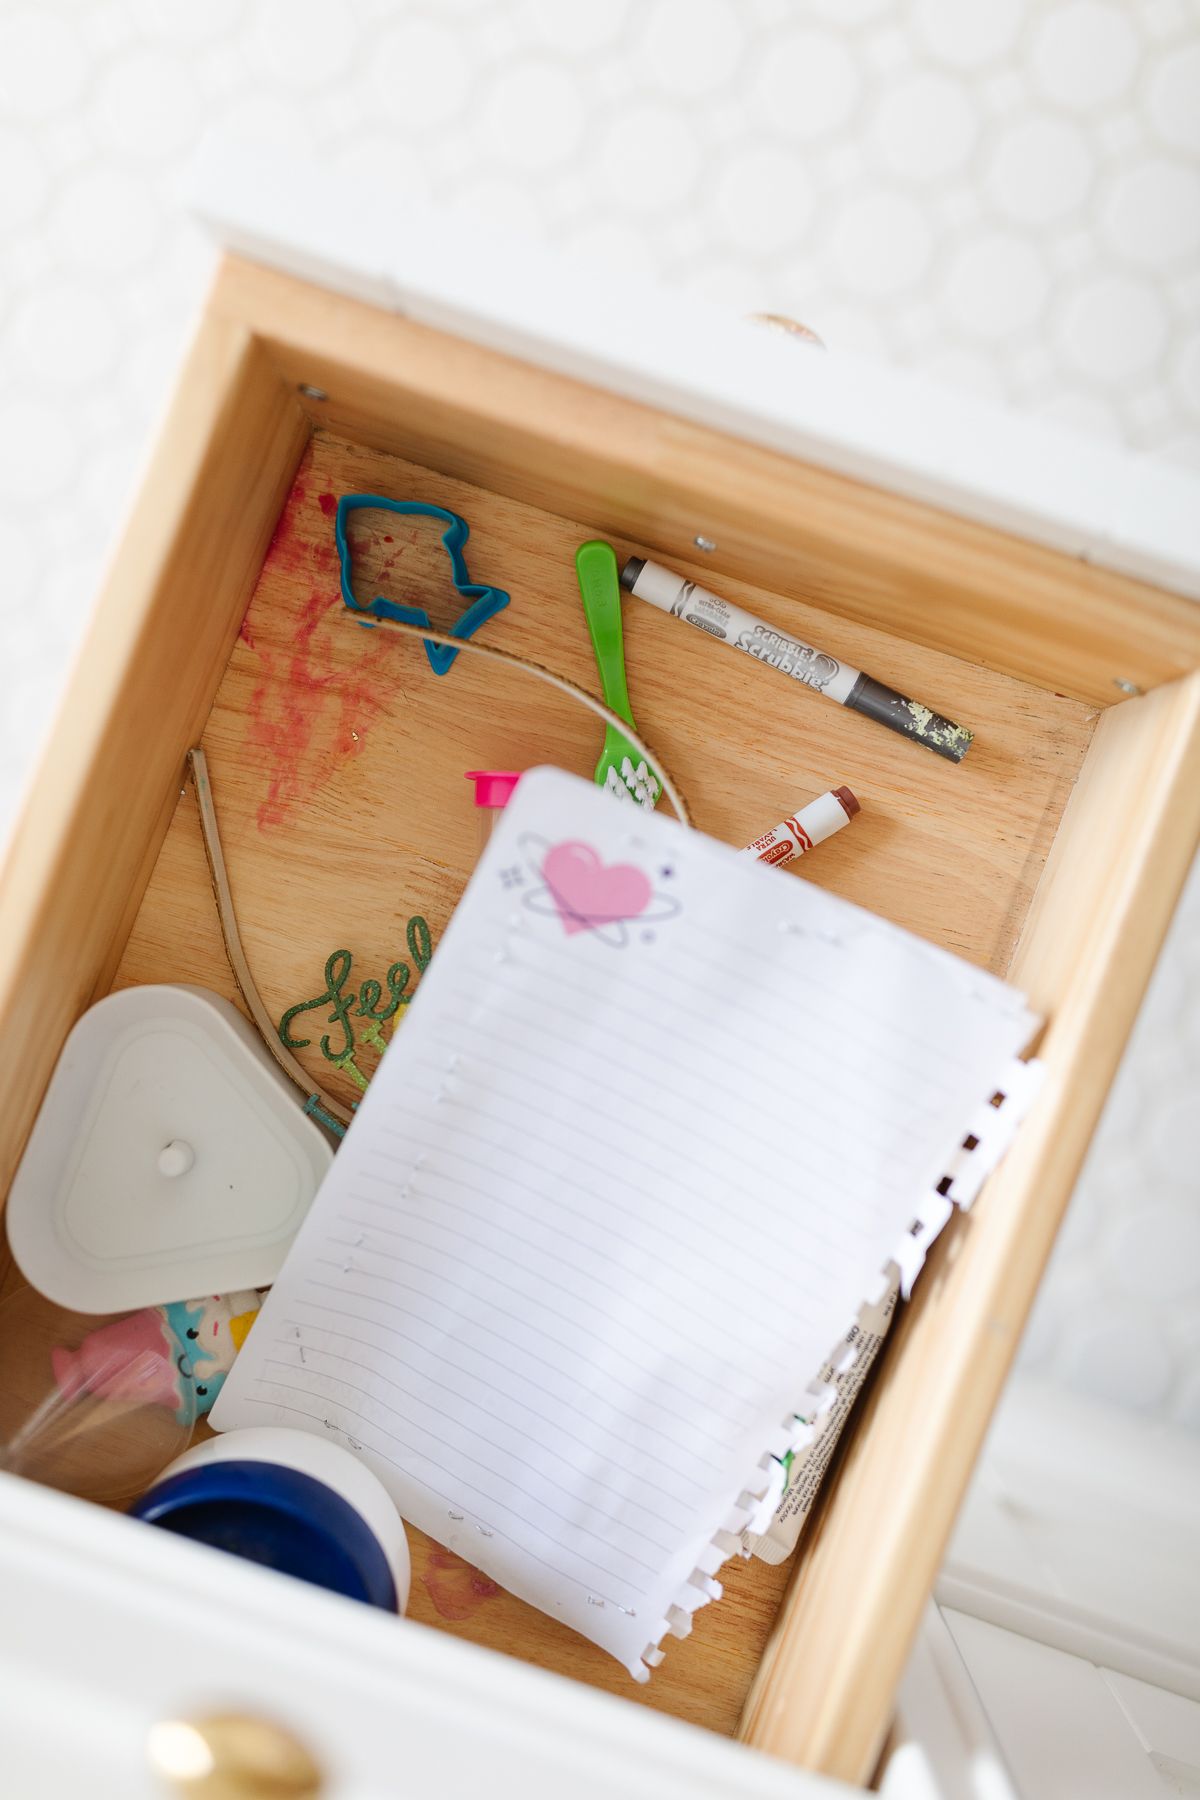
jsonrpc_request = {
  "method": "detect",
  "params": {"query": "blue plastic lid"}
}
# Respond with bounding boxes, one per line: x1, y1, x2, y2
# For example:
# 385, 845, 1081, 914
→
129, 1460, 397, 1611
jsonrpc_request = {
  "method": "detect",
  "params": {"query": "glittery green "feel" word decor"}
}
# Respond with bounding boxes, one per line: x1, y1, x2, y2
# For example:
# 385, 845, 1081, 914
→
278, 917, 434, 1095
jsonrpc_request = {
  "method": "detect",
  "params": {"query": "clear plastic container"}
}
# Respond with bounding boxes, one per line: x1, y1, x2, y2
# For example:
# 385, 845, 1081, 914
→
0, 1286, 197, 1502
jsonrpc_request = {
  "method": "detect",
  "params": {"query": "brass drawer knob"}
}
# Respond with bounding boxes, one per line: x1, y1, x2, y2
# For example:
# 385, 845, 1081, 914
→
146, 1714, 325, 1799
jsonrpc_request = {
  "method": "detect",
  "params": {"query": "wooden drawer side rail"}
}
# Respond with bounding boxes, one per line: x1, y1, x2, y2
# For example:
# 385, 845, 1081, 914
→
211, 255, 1200, 708
0, 303, 309, 1199
739, 672, 1200, 1783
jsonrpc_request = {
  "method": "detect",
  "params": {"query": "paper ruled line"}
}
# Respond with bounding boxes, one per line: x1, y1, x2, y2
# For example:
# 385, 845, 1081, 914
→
380, 1088, 877, 1301
369, 1114, 809, 1307
249, 1370, 653, 1589
437, 983, 937, 1159
471, 925, 963, 1104
421, 1017, 901, 1240
457, 948, 946, 1143
375, 1099, 858, 1304
346, 1166, 790, 1355
261, 1352, 675, 1564
297, 1277, 728, 1471
239, 1390, 634, 1607
311, 1251, 747, 1446
279, 1312, 697, 1518
359, 1123, 800, 1311
330, 1208, 767, 1408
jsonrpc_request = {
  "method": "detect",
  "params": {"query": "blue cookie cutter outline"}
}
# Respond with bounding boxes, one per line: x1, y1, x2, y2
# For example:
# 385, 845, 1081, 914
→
335, 494, 510, 676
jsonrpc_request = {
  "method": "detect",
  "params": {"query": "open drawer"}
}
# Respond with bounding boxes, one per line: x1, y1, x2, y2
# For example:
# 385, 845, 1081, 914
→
1, 216, 1199, 1790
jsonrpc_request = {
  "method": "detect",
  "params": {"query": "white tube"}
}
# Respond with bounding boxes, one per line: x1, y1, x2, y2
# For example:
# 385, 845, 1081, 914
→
624, 559, 862, 705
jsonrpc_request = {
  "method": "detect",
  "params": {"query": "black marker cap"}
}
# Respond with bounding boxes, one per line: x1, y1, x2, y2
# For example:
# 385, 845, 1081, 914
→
620, 557, 645, 592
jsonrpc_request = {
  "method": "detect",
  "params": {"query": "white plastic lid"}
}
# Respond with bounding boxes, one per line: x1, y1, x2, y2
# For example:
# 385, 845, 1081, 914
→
7, 985, 334, 1313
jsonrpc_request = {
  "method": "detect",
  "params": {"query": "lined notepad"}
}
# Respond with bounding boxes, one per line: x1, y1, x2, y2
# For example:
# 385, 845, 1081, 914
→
214, 768, 1038, 1675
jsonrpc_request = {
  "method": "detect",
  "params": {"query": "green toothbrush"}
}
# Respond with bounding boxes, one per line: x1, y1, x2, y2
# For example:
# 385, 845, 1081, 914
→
575, 540, 662, 810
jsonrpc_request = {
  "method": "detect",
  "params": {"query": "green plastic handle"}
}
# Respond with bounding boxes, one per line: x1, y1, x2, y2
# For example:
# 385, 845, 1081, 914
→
575, 539, 634, 729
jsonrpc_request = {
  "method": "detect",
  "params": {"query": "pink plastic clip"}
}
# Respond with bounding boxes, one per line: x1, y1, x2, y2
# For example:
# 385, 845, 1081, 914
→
465, 771, 522, 809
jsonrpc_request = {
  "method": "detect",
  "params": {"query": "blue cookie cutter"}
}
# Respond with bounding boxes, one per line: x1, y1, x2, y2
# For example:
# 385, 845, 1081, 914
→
335, 494, 510, 675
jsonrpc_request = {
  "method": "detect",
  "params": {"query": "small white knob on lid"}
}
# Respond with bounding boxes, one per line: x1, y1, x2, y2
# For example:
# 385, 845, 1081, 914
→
158, 1140, 195, 1178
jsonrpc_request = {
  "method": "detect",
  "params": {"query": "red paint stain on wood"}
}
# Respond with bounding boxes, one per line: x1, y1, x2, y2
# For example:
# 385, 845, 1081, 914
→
422, 1547, 501, 1622
238, 618, 256, 650
246, 664, 312, 832
295, 585, 341, 647
247, 588, 390, 832
243, 470, 398, 831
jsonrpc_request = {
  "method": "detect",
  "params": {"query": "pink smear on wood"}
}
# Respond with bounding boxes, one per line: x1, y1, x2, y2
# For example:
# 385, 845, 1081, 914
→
245, 474, 397, 831
422, 1547, 501, 1622
247, 593, 389, 831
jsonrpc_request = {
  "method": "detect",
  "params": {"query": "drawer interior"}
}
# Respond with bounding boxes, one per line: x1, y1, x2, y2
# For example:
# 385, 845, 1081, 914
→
1, 256, 1198, 1783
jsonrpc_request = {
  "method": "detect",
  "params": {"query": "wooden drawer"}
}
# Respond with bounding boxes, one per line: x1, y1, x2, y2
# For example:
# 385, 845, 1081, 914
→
1, 248, 1198, 1791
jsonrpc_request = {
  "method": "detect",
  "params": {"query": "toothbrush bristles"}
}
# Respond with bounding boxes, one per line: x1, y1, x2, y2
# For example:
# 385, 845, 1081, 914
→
620, 756, 661, 810
603, 757, 660, 809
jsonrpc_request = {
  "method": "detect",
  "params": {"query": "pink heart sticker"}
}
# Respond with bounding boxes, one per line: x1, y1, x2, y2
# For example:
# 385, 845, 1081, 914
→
541, 841, 652, 937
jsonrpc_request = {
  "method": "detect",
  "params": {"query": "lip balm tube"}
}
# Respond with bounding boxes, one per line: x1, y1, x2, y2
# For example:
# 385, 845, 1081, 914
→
620, 558, 973, 764
740, 787, 860, 867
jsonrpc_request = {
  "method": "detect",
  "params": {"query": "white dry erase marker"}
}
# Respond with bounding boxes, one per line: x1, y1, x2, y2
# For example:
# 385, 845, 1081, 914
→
740, 787, 860, 868
620, 558, 973, 764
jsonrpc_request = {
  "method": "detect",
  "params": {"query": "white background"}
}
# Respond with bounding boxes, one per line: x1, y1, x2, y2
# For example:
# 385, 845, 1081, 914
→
0, 0, 1198, 1429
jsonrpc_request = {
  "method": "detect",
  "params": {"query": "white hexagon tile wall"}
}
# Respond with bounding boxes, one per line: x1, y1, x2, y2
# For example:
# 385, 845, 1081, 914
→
0, 0, 1198, 1427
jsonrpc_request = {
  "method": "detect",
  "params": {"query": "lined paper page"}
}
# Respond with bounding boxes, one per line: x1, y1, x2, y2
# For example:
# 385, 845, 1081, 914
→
214, 767, 1037, 1675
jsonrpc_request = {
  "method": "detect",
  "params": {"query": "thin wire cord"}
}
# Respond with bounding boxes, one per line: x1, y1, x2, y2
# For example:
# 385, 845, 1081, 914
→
350, 614, 693, 826
189, 746, 355, 1128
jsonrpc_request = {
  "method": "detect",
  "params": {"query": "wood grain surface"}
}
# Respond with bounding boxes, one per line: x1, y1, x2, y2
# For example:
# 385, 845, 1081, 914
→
107, 427, 1096, 1735
3, 253, 1198, 1774
0, 312, 308, 1201
215, 254, 1200, 709
740, 672, 1200, 1779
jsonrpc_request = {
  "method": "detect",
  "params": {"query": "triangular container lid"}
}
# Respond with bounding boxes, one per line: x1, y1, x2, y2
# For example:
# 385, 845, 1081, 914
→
8, 985, 335, 1312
